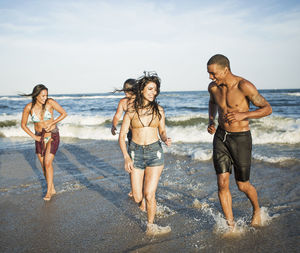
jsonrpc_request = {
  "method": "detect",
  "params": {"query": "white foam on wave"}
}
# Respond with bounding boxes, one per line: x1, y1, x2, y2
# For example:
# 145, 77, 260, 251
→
51, 95, 123, 100
0, 96, 29, 101
167, 113, 208, 122
251, 116, 300, 144
63, 114, 108, 126
165, 144, 212, 161
167, 126, 213, 143
1, 114, 299, 146
286, 92, 300, 97
253, 154, 295, 163
0, 94, 123, 101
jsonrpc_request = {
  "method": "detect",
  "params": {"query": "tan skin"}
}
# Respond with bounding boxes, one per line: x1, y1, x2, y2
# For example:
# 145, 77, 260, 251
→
207, 63, 272, 228
119, 82, 171, 227
21, 89, 67, 200
111, 91, 135, 135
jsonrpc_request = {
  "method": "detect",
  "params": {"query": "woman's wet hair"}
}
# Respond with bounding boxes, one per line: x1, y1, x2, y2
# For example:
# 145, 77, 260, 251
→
20, 84, 48, 113
133, 71, 162, 120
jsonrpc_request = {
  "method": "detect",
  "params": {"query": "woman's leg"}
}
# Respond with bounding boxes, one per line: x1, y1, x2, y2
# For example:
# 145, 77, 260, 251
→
143, 165, 164, 224
43, 139, 56, 200
36, 153, 45, 177
130, 168, 145, 210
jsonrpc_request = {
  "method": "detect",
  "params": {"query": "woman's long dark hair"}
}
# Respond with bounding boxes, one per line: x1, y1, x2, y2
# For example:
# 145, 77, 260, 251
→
21, 84, 48, 114
133, 71, 161, 120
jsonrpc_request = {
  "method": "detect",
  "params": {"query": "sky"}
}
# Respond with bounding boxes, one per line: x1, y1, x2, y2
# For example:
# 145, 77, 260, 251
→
0, 0, 299, 95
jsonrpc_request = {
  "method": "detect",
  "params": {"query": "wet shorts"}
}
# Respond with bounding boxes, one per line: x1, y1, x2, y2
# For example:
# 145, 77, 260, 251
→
213, 127, 252, 182
128, 140, 164, 170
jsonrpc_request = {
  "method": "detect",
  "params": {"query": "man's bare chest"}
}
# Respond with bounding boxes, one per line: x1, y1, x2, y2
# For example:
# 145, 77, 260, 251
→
213, 88, 246, 110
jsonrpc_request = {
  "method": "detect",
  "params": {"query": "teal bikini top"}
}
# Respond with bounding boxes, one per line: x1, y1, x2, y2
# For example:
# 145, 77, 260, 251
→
31, 109, 52, 123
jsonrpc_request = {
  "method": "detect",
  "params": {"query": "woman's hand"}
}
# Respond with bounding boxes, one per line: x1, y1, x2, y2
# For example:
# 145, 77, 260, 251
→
164, 137, 172, 147
34, 135, 42, 142
44, 122, 53, 132
124, 157, 134, 173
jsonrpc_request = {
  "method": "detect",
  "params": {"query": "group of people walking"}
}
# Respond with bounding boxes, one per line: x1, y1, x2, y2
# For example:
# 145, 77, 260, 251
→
21, 54, 272, 235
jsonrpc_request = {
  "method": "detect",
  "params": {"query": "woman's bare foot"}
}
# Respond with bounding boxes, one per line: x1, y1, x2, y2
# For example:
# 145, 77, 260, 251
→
227, 220, 235, 230
128, 191, 133, 198
51, 186, 56, 195
146, 223, 171, 236
251, 209, 261, 227
139, 198, 146, 212
43, 193, 52, 201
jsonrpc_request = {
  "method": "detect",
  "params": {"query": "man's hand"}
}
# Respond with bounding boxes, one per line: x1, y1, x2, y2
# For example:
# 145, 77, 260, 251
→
207, 123, 216, 135
111, 125, 117, 135
224, 112, 247, 124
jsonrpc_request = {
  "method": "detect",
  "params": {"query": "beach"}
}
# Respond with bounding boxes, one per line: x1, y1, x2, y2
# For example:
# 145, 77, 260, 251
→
1, 89, 300, 252
1, 138, 299, 252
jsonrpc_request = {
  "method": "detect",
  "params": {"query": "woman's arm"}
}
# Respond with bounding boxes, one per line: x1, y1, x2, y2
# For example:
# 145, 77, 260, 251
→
45, 99, 67, 131
118, 112, 134, 173
21, 103, 40, 141
158, 107, 171, 146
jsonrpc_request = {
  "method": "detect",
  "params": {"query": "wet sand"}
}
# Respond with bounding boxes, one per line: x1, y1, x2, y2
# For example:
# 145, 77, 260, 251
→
1, 139, 299, 252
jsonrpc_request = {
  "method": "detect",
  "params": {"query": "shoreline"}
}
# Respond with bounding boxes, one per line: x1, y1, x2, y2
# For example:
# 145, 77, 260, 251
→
1, 139, 299, 252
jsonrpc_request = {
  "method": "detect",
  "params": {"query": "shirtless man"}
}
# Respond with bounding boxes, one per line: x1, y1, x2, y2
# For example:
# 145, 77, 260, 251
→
111, 78, 136, 137
207, 54, 272, 228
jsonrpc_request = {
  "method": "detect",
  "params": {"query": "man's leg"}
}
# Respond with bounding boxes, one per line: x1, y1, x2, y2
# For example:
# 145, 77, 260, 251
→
236, 180, 261, 226
217, 172, 234, 228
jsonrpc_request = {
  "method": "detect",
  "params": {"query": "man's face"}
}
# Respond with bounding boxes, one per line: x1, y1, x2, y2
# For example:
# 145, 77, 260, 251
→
207, 64, 227, 85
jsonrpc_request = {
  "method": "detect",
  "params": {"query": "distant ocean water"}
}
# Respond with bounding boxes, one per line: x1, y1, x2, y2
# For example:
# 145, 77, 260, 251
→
0, 89, 299, 166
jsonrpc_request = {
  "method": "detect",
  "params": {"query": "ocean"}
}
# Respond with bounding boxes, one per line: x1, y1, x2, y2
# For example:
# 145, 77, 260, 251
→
0, 89, 299, 252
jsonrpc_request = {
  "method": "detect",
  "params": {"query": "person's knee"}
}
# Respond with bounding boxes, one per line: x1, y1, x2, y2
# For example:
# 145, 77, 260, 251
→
218, 177, 229, 191
44, 159, 52, 169
133, 193, 143, 204
144, 191, 155, 202
236, 181, 250, 192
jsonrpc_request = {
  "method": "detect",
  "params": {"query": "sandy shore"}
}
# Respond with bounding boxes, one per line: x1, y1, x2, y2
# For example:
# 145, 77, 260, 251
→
1, 139, 299, 252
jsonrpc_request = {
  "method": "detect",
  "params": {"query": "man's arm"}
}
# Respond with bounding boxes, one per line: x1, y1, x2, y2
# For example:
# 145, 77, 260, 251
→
111, 99, 126, 135
207, 84, 217, 134
226, 81, 272, 123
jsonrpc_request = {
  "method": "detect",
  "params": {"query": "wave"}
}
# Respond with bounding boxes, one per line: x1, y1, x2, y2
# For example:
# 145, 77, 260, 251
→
0, 120, 17, 128
286, 92, 300, 97
0, 114, 299, 144
0, 94, 123, 101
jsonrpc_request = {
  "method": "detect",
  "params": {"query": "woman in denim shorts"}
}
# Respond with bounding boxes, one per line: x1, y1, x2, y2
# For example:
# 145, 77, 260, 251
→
119, 72, 172, 236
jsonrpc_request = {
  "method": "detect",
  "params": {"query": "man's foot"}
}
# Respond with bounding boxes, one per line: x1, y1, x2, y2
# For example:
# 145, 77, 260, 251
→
227, 220, 235, 230
128, 191, 133, 198
139, 198, 146, 212
146, 223, 171, 236
251, 209, 261, 227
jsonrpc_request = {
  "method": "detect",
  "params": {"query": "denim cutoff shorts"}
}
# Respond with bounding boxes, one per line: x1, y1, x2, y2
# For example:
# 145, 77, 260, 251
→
128, 140, 164, 170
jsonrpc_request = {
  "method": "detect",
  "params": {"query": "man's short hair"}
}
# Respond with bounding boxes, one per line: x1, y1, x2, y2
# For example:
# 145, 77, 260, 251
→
207, 54, 231, 70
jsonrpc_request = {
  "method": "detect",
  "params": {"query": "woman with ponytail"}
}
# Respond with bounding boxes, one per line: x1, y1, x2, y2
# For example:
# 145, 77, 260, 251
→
21, 84, 67, 201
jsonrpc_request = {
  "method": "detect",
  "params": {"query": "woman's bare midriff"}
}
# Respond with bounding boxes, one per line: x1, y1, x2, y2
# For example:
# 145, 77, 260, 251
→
34, 119, 56, 137
131, 127, 159, 145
